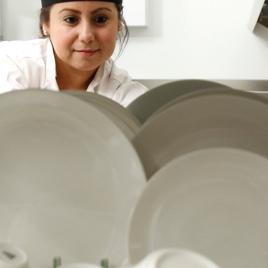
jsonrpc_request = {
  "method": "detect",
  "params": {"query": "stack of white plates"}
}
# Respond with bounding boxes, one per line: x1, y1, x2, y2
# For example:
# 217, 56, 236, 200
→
0, 89, 146, 268
127, 80, 230, 124
132, 88, 268, 177
64, 91, 141, 140
128, 87, 268, 268
2, 83, 268, 268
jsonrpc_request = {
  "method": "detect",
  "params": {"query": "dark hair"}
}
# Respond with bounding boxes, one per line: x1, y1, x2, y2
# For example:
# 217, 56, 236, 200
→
39, 3, 129, 57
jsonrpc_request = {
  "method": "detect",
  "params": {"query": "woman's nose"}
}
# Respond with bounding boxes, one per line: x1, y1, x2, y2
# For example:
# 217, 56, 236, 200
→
79, 22, 95, 43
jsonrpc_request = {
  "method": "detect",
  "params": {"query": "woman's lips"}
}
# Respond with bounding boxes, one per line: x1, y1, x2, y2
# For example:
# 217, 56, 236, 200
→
75, 49, 100, 56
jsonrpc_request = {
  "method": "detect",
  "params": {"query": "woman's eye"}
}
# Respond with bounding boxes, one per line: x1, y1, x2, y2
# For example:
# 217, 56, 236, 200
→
93, 15, 109, 25
64, 16, 79, 24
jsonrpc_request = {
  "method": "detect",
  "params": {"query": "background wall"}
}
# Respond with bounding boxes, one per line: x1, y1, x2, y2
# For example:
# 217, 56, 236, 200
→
1, 0, 268, 80
1, 0, 40, 40
117, 0, 268, 80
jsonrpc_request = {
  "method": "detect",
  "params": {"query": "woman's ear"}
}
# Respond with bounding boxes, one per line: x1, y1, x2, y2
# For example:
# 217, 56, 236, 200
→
42, 24, 49, 36
118, 21, 123, 31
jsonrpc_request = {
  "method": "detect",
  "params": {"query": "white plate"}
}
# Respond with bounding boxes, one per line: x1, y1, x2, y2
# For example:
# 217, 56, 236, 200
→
0, 89, 146, 268
64, 91, 141, 140
127, 80, 230, 124
133, 89, 268, 178
146, 86, 233, 124
128, 147, 268, 268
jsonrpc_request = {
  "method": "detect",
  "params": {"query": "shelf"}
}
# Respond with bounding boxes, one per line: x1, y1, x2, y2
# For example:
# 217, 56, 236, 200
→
258, 2, 268, 27
248, 0, 266, 31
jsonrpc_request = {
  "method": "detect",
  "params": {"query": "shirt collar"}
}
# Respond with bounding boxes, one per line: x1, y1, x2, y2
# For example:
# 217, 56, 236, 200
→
45, 38, 59, 91
87, 60, 112, 92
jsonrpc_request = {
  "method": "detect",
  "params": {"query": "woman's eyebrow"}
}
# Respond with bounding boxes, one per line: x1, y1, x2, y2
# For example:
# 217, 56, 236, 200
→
59, 8, 81, 14
91, 8, 113, 14
59, 7, 112, 15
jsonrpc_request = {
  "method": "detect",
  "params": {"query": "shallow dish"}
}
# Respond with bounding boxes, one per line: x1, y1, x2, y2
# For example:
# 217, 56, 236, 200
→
64, 91, 141, 140
127, 80, 230, 124
133, 89, 268, 178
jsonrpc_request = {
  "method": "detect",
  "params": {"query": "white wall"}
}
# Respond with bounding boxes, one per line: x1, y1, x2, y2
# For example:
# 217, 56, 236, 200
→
1, 0, 40, 40
1, 0, 268, 80
117, 0, 268, 80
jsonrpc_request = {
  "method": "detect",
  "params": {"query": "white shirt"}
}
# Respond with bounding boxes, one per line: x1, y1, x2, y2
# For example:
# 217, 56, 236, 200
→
0, 38, 147, 107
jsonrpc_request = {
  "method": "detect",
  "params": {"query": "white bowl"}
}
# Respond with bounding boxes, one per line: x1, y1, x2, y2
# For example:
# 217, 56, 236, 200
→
0, 243, 29, 268
125, 249, 220, 268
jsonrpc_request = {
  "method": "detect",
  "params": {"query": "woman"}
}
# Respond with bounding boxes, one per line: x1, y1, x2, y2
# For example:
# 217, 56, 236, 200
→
0, 0, 147, 106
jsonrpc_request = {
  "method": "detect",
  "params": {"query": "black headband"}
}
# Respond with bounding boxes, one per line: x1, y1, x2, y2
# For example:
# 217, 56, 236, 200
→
41, 0, 122, 8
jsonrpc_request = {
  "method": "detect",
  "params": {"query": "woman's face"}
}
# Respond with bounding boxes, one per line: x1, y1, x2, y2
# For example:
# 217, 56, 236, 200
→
43, 1, 120, 74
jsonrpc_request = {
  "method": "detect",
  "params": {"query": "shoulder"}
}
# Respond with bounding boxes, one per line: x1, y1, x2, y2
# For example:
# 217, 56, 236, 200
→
0, 38, 50, 59
0, 38, 52, 91
105, 60, 148, 106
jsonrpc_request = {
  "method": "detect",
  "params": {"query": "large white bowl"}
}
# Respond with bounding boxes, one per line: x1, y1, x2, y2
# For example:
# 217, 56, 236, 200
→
128, 148, 268, 267
0, 89, 146, 268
